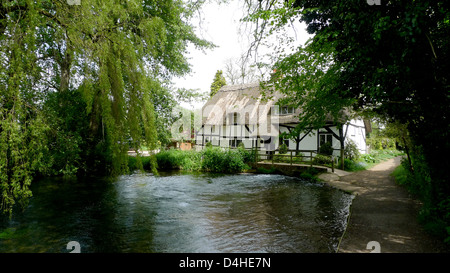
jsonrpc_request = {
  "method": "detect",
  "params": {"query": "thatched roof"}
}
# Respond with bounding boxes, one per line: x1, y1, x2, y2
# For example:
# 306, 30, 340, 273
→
201, 82, 301, 125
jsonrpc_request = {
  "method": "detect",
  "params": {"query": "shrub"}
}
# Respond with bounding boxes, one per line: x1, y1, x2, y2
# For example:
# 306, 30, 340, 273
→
361, 153, 376, 163
155, 149, 184, 170
344, 139, 360, 161
202, 148, 249, 173
313, 154, 332, 165
224, 149, 248, 173
319, 142, 333, 156
279, 143, 288, 154
343, 158, 357, 171
155, 147, 251, 174
236, 145, 254, 163
202, 147, 226, 172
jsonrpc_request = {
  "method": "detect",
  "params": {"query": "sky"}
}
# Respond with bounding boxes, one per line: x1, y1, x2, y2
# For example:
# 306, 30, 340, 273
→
173, 0, 312, 109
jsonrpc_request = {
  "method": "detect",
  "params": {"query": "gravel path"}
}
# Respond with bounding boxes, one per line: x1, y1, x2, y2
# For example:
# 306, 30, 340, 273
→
320, 156, 448, 253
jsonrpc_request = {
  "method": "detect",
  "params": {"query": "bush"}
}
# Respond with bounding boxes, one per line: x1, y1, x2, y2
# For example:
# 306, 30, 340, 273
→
393, 155, 450, 245
155, 147, 250, 173
155, 149, 185, 170
224, 149, 248, 173
237, 146, 254, 163
343, 158, 356, 171
344, 139, 360, 161
279, 143, 288, 154
313, 154, 332, 165
361, 153, 376, 163
319, 142, 333, 156
202, 147, 249, 173
202, 147, 226, 172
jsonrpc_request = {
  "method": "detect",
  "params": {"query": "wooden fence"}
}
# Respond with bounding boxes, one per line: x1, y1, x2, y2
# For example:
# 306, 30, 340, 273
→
231, 147, 335, 173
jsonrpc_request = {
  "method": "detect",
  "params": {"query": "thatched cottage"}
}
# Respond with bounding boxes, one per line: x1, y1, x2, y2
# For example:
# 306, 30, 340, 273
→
195, 82, 370, 158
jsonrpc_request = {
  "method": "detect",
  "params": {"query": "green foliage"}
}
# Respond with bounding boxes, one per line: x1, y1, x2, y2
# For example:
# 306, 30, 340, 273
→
155, 147, 251, 173
244, 0, 450, 243
279, 143, 288, 154
202, 147, 248, 173
391, 164, 409, 190
343, 149, 404, 172
128, 155, 157, 173
0, 0, 212, 215
313, 154, 332, 165
299, 167, 320, 182
344, 139, 360, 161
366, 123, 397, 151
155, 149, 203, 172
361, 154, 376, 164
256, 166, 278, 174
155, 149, 187, 171
393, 156, 450, 245
210, 70, 227, 97
42, 90, 90, 176
318, 142, 333, 156
236, 145, 254, 164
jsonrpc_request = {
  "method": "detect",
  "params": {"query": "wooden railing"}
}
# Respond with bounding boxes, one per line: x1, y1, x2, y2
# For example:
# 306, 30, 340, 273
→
237, 148, 335, 172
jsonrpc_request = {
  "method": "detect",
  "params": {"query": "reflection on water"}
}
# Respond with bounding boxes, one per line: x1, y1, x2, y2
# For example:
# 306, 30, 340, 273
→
0, 172, 353, 253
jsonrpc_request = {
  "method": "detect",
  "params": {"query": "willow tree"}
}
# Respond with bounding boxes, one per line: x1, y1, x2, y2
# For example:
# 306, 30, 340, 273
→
0, 0, 212, 215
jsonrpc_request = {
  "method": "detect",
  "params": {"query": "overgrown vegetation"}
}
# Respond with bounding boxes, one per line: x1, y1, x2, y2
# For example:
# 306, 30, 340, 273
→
343, 149, 404, 172
149, 146, 253, 174
393, 156, 450, 245
0, 0, 212, 215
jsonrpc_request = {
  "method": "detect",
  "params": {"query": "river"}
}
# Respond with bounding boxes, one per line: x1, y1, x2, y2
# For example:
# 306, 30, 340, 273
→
0, 172, 353, 253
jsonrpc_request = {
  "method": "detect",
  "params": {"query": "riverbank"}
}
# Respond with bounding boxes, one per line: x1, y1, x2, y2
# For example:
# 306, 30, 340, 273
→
319, 157, 448, 253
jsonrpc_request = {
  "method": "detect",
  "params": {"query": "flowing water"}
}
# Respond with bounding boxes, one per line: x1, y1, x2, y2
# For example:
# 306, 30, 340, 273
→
0, 172, 353, 253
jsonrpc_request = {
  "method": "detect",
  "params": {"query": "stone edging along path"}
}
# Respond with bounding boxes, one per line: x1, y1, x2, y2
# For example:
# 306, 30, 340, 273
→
318, 156, 448, 253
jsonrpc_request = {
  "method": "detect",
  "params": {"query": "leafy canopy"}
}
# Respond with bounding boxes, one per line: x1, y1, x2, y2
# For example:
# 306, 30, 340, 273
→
0, 0, 212, 215
243, 0, 450, 238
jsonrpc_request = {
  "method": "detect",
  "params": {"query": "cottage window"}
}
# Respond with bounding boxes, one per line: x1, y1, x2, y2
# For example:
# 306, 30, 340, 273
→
274, 105, 295, 115
229, 137, 242, 148
320, 134, 332, 146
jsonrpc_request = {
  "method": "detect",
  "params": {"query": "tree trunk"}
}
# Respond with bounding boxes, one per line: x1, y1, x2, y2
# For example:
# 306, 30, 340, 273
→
339, 127, 345, 169
295, 138, 300, 156
59, 47, 72, 93
402, 136, 413, 172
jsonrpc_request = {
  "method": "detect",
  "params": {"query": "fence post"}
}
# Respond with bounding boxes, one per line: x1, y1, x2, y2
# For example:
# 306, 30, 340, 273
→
290, 151, 293, 165
310, 151, 313, 167
332, 156, 334, 173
